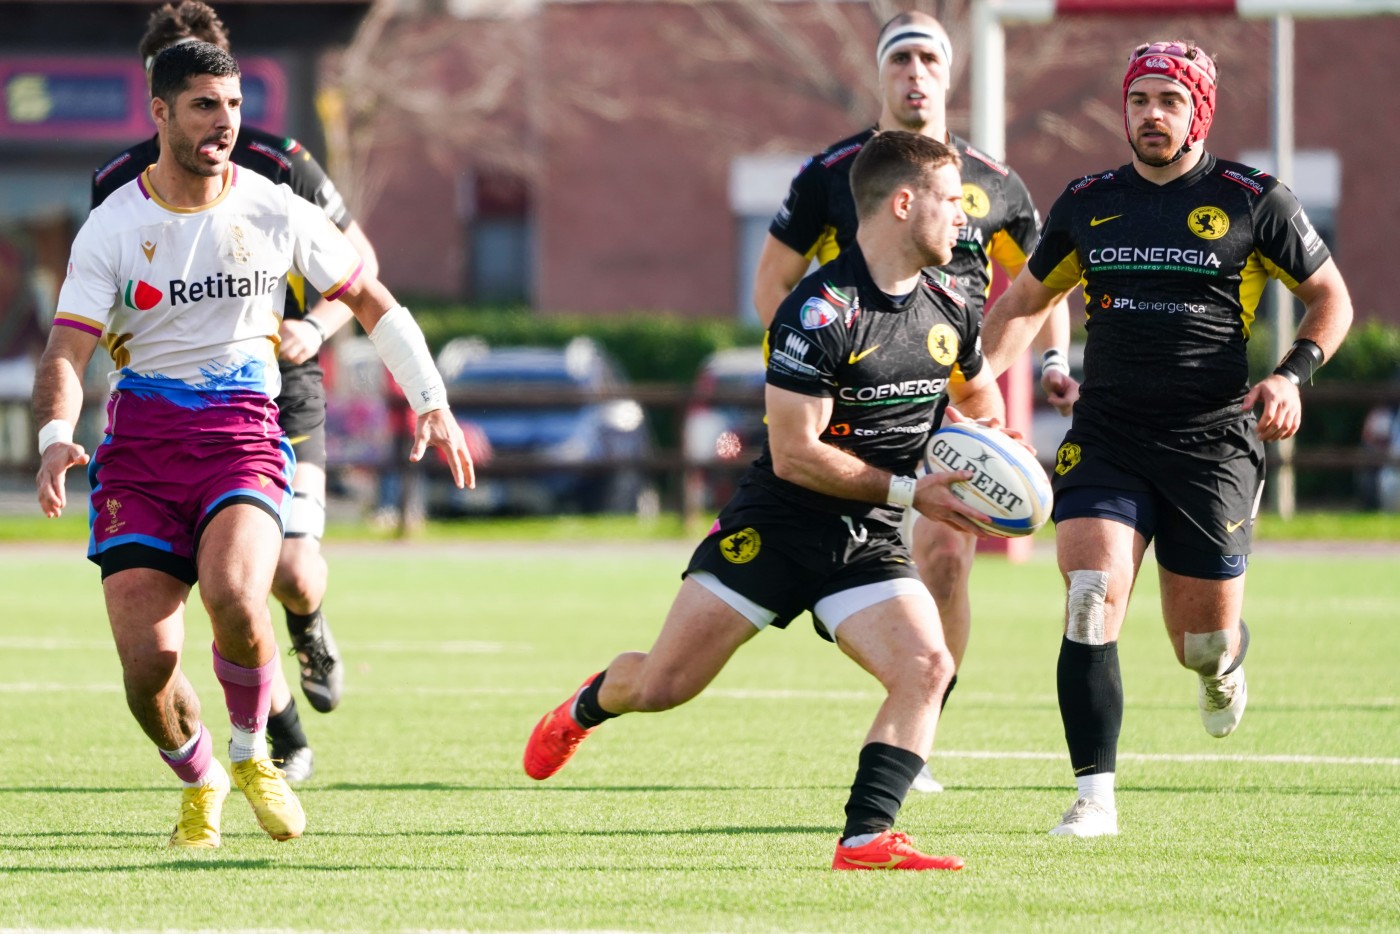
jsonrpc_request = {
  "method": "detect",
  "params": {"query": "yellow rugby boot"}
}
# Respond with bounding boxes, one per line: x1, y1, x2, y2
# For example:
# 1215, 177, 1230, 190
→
168, 760, 231, 849
231, 755, 306, 841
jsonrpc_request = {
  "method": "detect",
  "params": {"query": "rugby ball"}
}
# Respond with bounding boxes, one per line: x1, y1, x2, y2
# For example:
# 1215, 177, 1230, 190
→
923, 421, 1052, 538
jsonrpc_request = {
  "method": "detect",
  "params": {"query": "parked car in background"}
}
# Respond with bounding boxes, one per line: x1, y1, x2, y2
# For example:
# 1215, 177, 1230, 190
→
1360, 390, 1400, 511
683, 346, 767, 509
428, 337, 655, 516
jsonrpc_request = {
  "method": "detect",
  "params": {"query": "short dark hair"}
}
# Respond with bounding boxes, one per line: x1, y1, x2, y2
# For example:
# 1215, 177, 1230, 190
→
149, 39, 239, 106
849, 131, 960, 220
140, 1, 231, 66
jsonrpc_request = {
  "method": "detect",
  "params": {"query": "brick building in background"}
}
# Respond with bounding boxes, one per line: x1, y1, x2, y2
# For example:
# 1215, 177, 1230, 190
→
351, 3, 1398, 328
1, 2, 1397, 329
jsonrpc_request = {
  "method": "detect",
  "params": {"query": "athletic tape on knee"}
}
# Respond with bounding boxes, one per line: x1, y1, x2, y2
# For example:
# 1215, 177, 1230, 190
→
1184, 629, 1232, 676
284, 491, 326, 539
1066, 570, 1110, 646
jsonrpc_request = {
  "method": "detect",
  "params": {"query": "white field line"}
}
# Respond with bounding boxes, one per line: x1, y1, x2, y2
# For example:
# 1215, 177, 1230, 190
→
0, 637, 528, 654
2, 683, 1395, 768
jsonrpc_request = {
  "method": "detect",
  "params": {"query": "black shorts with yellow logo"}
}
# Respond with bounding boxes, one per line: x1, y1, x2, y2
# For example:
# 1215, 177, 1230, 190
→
1050, 411, 1265, 565
684, 480, 920, 636
276, 358, 327, 470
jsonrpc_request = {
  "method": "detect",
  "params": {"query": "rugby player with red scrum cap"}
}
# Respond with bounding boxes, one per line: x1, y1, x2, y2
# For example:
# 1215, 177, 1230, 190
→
980, 40, 1353, 837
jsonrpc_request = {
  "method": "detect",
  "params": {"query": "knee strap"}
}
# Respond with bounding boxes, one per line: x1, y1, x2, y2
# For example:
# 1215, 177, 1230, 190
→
284, 491, 326, 540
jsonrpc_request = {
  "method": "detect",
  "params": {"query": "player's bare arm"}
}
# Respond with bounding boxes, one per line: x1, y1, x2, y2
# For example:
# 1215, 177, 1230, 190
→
764, 382, 986, 534
32, 326, 99, 517
946, 365, 1007, 426
1244, 258, 1355, 442
1027, 290, 1079, 415
280, 220, 379, 365
981, 268, 1075, 379
752, 235, 811, 327
337, 274, 476, 490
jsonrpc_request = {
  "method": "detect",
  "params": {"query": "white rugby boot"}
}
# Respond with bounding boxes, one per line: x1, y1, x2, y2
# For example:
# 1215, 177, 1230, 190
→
1199, 665, 1248, 737
1049, 797, 1118, 838
1198, 619, 1249, 738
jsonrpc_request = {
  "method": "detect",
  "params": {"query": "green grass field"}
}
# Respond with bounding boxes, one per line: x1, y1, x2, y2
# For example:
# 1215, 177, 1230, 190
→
1, 542, 1397, 932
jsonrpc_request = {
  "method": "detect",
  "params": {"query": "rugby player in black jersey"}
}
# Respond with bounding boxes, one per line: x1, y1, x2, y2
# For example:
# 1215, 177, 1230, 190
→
525, 132, 1020, 871
752, 9, 1074, 795
982, 41, 1353, 837
90, 1, 378, 782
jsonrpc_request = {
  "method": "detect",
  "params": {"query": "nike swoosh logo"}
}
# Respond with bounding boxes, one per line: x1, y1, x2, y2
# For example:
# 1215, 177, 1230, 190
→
848, 345, 880, 365
1226, 519, 1246, 533
1089, 215, 1123, 226
842, 854, 908, 868
1073, 765, 1096, 775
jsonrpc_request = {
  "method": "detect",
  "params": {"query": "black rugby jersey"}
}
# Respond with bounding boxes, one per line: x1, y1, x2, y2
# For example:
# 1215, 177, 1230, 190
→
769, 128, 1040, 311
92, 127, 355, 326
750, 244, 984, 519
1028, 154, 1329, 431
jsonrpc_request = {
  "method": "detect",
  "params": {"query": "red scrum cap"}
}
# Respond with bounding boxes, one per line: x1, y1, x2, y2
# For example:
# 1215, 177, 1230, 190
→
1123, 41, 1218, 154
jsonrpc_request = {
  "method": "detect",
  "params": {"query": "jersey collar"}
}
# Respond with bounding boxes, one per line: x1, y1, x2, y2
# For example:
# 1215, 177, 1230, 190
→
1124, 152, 1217, 191
138, 163, 238, 214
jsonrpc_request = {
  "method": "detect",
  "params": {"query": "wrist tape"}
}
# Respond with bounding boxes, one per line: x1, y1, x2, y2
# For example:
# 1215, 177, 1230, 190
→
1273, 338, 1324, 388
887, 475, 917, 508
368, 305, 448, 416
1041, 348, 1070, 377
38, 419, 74, 455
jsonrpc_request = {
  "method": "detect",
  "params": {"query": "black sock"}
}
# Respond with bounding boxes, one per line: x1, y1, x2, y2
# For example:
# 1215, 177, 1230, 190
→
841, 742, 925, 841
573, 671, 618, 729
266, 697, 309, 754
939, 673, 958, 712
285, 606, 322, 636
1057, 637, 1123, 775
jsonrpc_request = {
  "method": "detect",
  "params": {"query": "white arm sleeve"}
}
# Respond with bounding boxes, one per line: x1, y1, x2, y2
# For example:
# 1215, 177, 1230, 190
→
368, 305, 448, 416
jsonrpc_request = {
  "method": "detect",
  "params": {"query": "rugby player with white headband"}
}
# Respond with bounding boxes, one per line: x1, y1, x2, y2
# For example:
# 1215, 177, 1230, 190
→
753, 10, 1075, 798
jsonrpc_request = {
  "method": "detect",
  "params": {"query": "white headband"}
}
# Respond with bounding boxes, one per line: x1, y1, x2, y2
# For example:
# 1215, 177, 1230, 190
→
877, 26, 953, 72
144, 36, 203, 74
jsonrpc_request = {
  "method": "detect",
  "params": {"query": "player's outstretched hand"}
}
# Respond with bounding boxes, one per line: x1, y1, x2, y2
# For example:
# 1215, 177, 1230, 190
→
278, 318, 323, 366
36, 442, 90, 518
1243, 374, 1302, 442
411, 409, 476, 490
914, 469, 991, 537
1042, 369, 1080, 416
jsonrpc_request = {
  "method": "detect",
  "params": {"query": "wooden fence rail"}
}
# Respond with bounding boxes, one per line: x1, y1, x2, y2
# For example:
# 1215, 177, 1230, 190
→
3, 381, 1400, 533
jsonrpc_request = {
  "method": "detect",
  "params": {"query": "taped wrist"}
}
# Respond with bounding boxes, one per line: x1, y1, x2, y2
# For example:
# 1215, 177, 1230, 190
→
368, 305, 448, 415
1272, 338, 1324, 388
887, 475, 917, 508
38, 419, 74, 455
1041, 348, 1070, 378
303, 315, 328, 344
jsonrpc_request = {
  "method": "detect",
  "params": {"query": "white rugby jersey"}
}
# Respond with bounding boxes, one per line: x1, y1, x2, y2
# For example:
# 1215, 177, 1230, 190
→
55, 164, 362, 400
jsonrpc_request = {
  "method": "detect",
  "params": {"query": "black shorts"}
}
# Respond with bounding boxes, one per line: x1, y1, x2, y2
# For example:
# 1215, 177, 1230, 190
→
684, 481, 921, 638
277, 358, 327, 470
1050, 413, 1264, 570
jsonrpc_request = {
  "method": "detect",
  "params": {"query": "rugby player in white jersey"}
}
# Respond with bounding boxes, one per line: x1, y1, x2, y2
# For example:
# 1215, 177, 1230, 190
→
32, 40, 474, 848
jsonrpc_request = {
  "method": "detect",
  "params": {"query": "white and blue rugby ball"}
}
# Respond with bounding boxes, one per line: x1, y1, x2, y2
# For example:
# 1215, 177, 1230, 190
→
923, 421, 1052, 538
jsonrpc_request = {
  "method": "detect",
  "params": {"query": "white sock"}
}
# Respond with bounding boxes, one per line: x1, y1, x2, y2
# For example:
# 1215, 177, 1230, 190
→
160, 732, 199, 761
841, 832, 880, 848
160, 733, 208, 788
228, 727, 268, 763
1076, 772, 1116, 810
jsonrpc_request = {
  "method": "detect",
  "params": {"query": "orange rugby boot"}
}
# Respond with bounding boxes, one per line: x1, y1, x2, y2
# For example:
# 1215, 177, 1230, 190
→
832, 830, 964, 871
524, 673, 600, 780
